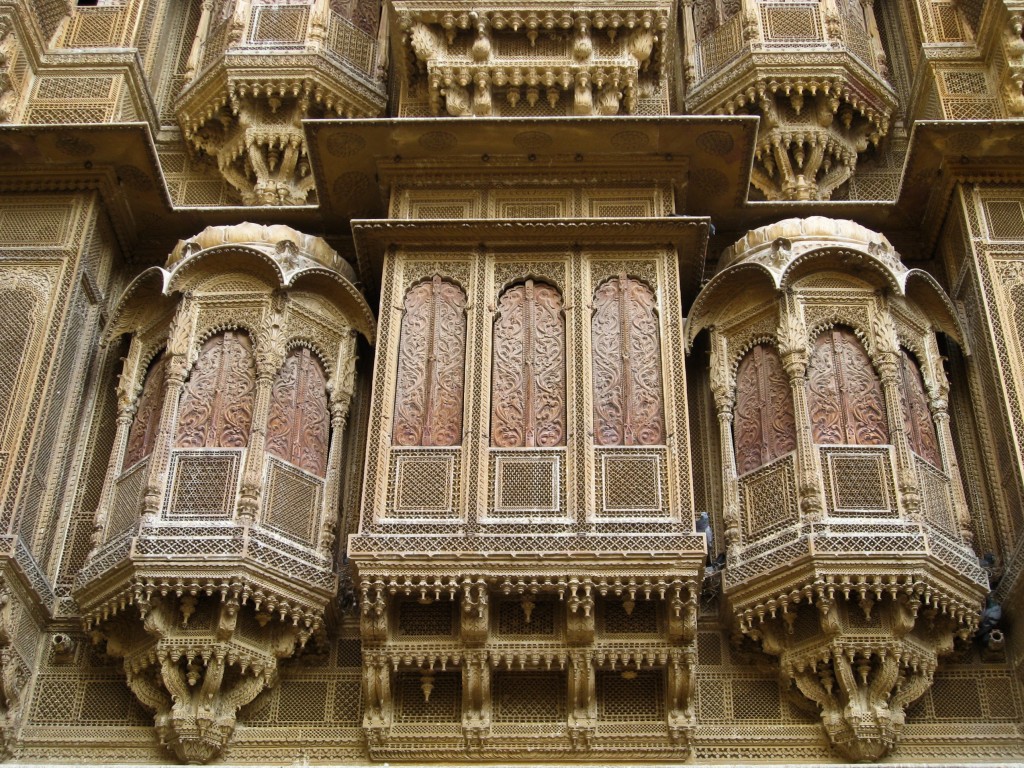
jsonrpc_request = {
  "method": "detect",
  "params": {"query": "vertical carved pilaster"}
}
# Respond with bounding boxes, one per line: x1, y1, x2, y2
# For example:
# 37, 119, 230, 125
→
462, 651, 490, 748
184, 0, 215, 82
778, 300, 824, 518
141, 303, 194, 521
709, 333, 742, 552
91, 346, 143, 553
567, 651, 596, 749
321, 349, 354, 555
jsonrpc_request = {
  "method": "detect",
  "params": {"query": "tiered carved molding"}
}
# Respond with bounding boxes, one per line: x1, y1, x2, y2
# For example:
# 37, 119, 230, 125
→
73, 223, 375, 763
687, 217, 988, 760
394, 1, 671, 116
684, 0, 896, 199
176, 0, 386, 204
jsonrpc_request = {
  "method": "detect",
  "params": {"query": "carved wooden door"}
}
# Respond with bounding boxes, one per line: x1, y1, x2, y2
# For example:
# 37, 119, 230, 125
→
393, 276, 466, 447
266, 347, 330, 476
733, 343, 797, 473
898, 348, 942, 467
491, 280, 565, 448
592, 275, 664, 446
123, 352, 168, 469
807, 327, 889, 445
175, 330, 256, 449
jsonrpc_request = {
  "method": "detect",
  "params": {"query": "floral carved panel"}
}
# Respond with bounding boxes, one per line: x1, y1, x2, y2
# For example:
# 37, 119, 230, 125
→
807, 327, 889, 446
491, 280, 565, 448
267, 347, 330, 476
592, 275, 664, 446
733, 343, 797, 473
176, 331, 256, 449
123, 352, 168, 469
898, 348, 942, 467
393, 277, 466, 447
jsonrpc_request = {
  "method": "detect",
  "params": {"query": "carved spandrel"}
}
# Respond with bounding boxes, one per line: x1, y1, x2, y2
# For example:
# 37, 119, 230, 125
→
266, 347, 330, 476
491, 280, 565, 448
807, 327, 888, 446
734, 343, 796, 473
899, 348, 942, 467
176, 331, 256, 449
592, 276, 664, 446
393, 277, 466, 447
124, 352, 168, 470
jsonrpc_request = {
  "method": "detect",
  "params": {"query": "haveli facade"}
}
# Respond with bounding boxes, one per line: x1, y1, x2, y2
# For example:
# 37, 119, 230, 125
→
0, 0, 1021, 764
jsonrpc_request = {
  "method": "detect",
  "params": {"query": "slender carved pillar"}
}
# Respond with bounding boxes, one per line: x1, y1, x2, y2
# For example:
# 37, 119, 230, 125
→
680, 0, 697, 89
872, 308, 921, 520
927, 352, 974, 544
308, 0, 331, 46
567, 651, 596, 749
462, 651, 490, 748
321, 361, 353, 555
90, 349, 142, 553
778, 301, 823, 519
184, 0, 214, 82
710, 335, 741, 554
141, 306, 193, 522
860, 0, 889, 77
238, 304, 286, 523
667, 648, 696, 746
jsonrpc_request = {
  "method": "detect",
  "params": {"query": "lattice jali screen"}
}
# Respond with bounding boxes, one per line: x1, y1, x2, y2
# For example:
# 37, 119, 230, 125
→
740, 452, 797, 538
163, 449, 242, 520
29, 673, 151, 727
910, 671, 1022, 722
697, 674, 792, 723
601, 598, 659, 635
596, 670, 665, 722
926, 0, 966, 40
240, 674, 363, 727
492, 672, 567, 723
105, 458, 148, 542
25, 75, 119, 124
386, 448, 460, 519
595, 447, 668, 517
942, 98, 999, 120
249, 5, 310, 45
396, 600, 455, 638
696, 13, 743, 78
820, 446, 897, 516
488, 449, 564, 518
395, 671, 461, 722
917, 456, 957, 535
760, 5, 822, 41
495, 598, 558, 637
327, 13, 377, 75
983, 200, 1024, 240
62, 7, 134, 47
262, 457, 322, 546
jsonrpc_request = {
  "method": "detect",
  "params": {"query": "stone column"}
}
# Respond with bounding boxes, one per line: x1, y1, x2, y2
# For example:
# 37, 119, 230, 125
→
184, 0, 214, 82
680, 0, 698, 89
778, 300, 824, 520
709, 333, 742, 555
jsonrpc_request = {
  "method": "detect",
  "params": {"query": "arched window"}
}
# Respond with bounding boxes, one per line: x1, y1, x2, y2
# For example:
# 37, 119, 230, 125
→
266, 347, 330, 476
807, 326, 889, 445
393, 276, 467, 447
491, 279, 565, 448
898, 348, 941, 466
123, 351, 168, 469
733, 343, 797, 473
175, 330, 256, 448
592, 275, 664, 446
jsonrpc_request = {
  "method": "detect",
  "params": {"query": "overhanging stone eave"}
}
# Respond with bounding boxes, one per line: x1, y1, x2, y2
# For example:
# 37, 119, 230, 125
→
305, 114, 760, 220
